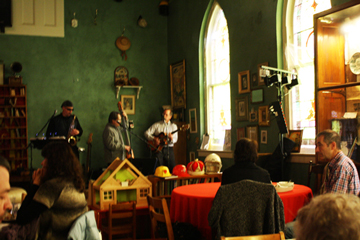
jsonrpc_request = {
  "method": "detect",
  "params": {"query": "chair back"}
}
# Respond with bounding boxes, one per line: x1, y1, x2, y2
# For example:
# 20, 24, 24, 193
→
101, 201, 136, 240
147, 195, 174, 240
307, 160, 326, 195
220, 231, 285, 240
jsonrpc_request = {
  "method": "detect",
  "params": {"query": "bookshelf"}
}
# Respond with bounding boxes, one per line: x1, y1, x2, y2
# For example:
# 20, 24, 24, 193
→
148, 173, 222, 197
0, 85, 28, 174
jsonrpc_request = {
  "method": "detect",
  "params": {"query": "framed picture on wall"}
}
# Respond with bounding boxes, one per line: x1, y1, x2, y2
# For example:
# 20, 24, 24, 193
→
237, 127, 245, 141
238, 70, 250, 94
235, 97, 249, 121
258, 105, 270, 126
288, 130, 303, 152
258, 62, 269, 86
246, 125, 259, 145
170, 60, 186, 109
251, 72, 258, 89
261, 130, 267, 144
251, 89, 264, 104
189, 108, 197, 133
121, 95, 135, 115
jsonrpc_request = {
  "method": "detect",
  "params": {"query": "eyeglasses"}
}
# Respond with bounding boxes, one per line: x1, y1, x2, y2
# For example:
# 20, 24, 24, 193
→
66, 108, 74, 111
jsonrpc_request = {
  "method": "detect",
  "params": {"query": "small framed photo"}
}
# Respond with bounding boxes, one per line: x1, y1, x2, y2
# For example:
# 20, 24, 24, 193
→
251, 72, 258, 89
189, 108, 197, 133
170, 60, 186, 109
246, 125, 259, 145
288, 130, 303, 152
251, 89, 264, 104
238, 70, 250, 94
258, 62, 269, 86
261, 130, 267, 144
237, 127, 245, 141
121, 95, 135, 115
258, 106, 270, 126
249, 109, 258, 122
235, 96, 249, 121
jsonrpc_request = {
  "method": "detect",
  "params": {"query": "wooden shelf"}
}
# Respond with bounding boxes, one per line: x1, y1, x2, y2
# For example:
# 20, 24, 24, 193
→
0, 84, 28, 173
148, 173, 222, 197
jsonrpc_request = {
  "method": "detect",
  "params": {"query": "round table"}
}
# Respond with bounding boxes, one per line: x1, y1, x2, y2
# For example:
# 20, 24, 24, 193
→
170, 182, 312, 240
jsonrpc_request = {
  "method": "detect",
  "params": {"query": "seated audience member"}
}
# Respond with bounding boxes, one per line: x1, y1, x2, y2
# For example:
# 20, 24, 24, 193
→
295, 193, 360, 240
0, 156, 12, 223
316, 129, 360, 195
16, 141, 88, 240
221, 138, 271, 185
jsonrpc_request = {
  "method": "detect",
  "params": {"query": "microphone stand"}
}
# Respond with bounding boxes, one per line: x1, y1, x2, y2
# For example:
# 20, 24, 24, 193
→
27, 110, 56, 173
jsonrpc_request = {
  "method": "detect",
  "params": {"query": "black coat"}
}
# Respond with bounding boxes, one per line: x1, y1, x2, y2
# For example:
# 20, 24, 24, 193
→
221, 161, 271, 185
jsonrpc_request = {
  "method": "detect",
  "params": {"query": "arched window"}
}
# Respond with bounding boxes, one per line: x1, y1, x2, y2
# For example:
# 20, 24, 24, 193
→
204, 2, 231, 150
284, 0, 331, 153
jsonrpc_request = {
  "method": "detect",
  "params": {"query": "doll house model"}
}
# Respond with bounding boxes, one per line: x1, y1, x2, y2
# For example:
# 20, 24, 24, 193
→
88, 158, 152, 210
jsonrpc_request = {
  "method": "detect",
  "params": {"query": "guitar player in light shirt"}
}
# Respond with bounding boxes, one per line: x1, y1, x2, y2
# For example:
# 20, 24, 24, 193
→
144, 107, 178, 172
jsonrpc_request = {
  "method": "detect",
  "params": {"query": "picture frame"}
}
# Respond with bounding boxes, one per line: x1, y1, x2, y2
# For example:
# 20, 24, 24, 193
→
258, 105, 270, 126
237, 127, 245, 141
288, 130, 303, 152
257, 62, 269, 86
249, 109, 258, 122
261, 130, 267, 144
238, 70, 250, 94
189, 108, 197, 133
246, 125, 259, 145
251, 72, 258, 89
251, 89, 264, 104
223, 129, 231, 151
235, 96, 249, 121
121, 95, 135, 115
170, 60, 186, 109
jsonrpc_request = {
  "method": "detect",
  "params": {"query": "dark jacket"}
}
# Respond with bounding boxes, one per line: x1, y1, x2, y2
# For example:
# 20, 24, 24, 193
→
221, 161, 271, 185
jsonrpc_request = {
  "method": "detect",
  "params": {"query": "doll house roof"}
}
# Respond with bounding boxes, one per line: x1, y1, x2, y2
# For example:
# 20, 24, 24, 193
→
89, 158, 152, 210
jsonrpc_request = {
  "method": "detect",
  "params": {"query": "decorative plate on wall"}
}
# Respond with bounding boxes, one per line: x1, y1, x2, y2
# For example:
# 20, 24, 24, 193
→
350, 52, 360, 75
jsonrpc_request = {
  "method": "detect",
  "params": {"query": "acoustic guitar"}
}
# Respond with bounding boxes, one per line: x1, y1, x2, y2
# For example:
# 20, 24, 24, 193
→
148, 124, 189, 152
117, 101, 134, 159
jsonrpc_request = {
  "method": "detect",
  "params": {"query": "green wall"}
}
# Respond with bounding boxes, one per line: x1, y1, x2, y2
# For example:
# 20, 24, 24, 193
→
1, 0, 168, 169
2, 0, 352, 176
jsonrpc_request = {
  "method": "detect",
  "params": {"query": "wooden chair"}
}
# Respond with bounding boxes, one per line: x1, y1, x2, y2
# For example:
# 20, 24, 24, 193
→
307, 160, 326, 195
101, 201, 136, 240
220, 231, 285, 240
146, 195, 174, 240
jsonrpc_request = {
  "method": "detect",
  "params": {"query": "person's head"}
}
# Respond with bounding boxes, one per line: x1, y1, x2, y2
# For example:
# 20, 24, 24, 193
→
0, 156, 12, 223
163, 108, 172, 123
61, 100, 74, 117
41, 141, 85, 192
233, 138, 258, 163
108, 111, 121, 127
316, 129, 341, 161
295, 193, 360, 240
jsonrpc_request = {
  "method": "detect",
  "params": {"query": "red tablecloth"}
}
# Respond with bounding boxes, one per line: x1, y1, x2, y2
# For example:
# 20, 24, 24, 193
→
170, 182, 312, 240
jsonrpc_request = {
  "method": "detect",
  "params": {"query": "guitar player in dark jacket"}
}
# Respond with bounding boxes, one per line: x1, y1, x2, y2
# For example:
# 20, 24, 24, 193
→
144, 107, 178, 172
221, 138, 271, 185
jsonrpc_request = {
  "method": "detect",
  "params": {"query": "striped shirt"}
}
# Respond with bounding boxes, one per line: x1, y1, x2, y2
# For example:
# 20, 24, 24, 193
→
321, 151, 360, 195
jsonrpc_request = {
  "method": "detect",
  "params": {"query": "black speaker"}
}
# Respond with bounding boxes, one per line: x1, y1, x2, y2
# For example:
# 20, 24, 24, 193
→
0, 0, 11, 33
269, 101, 288, 134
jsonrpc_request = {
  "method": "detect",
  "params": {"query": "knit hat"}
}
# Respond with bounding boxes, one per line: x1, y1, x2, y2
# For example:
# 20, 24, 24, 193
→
61, 100, 73, 108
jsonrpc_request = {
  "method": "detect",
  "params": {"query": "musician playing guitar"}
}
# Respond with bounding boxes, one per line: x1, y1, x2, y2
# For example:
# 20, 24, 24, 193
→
144, 107, 178, 172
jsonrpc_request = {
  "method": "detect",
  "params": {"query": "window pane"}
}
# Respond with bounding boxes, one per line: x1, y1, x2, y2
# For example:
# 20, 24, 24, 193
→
205, 2, 231, 150
287, 0, 331, 151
